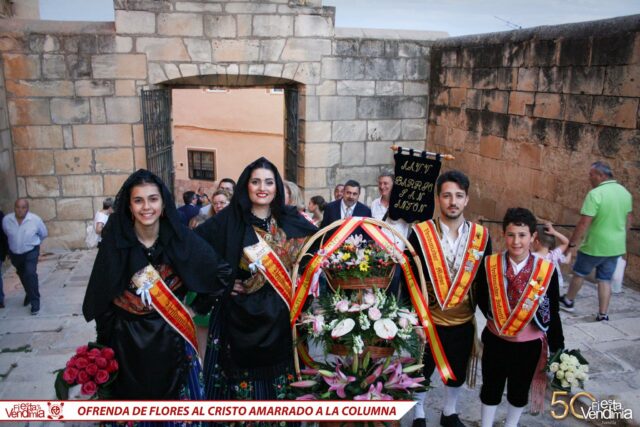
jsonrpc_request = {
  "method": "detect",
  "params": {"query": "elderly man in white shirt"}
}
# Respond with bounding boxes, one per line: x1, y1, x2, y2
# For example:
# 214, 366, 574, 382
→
2, 198, 48, 315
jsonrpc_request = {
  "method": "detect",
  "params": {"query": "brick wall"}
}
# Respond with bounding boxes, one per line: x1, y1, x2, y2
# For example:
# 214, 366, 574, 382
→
427, 15, 640, 286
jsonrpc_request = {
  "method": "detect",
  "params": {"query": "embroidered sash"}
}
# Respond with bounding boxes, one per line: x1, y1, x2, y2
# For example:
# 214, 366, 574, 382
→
361, 222, 456, 383
485, 254, 554, 337
414, 220, 488, 310
131, 264, 199, 356
244, 232, 293, 310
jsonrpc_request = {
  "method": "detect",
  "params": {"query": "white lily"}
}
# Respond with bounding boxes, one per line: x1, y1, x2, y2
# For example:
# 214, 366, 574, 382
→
373, 318, 398, 340
331, 318, 356, 338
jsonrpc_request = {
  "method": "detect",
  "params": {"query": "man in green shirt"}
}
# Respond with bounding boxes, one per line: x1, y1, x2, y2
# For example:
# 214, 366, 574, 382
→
560, 161, 633, 321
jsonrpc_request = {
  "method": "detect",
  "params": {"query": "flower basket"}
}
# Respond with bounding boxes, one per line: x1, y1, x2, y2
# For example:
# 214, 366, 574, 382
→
326, 267, 395, 292
330, 343, 395, 359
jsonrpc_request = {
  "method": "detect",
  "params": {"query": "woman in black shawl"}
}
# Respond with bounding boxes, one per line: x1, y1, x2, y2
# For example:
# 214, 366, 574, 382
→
82, 169, 231, 404
196, 158, 317, 404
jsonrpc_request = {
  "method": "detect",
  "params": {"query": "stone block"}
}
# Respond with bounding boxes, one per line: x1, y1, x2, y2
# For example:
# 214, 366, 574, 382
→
25, 176, 59, 197
508, 91, 535, 116
538, 67, 569, 93
253, 15, 293, 37
592, 34, 633, 66
137, 37, 190, 61
7, 79, 74, 98
264, 63, 284, 78
405, 58, 429, 81
357, 97, 425, 119
14, 149, 54, 175
212, 40, 260, 62
115, 80, 137, 96
179, 64, 200, 78
530, 118, 563, 148
482, 90, 509, 114
464, 89, 482, 110
294, 62, 321, 85
337, 80, 375, 96
225, 3, 277, 14
568, 66, 604, 95
321, 57, 364, 80
132, 124, 145, 147
95, 148, 134, 173
336, 165, 379, 187
300, 142, 340, 167
562, 121, 597, 153
533, 93, 564, 120
204, 15, 236, 38
182, 39, 211, 63
115, 10, 155, 34
62, 125, 73, 148
103, 174, 129, 195
333, 120, 366, 142
402, 119, 426, 140
334, 39, 358, 56
114, 36, 133, 53
72, 124, 132, 148
148, 63, 167, 84
479, 135, 503, 160
67, 54, 91, 79
375, 81, 403, 96
495, 68, 517, 91
173, 1, 221, 11
42, 54, 67, 79
51, 98, 90, 125
604, 65, 640, 97
56, 198, 93, 220
559, 38, 590, 66
281, 38, 331, 61
8, 99, 50, 125
319, 96, 356, 120
104, 97, 141, 124
516, 67, 538, 92
92, 54, 148, 79
75, 80, 114, 97
90, 98, 107, 124
2, 54, 40, 79
46, 220, 86, 248
304, 121, 331, 142
295, 14, 332, 37
518, 143, 542, 170
158, 13, 203, 37
340, 142, 365, 166
367, 120, 401, 141
404, 82, 429, 96
29, 198, 56, 221
472, 68, 497, 89
134, 146, 147, 169
28, 34, 60, 53
54, 148, 92, 175
563, 95, 593, 124
365, 141, 393, 165
315, 80, 336, 96
12, 126, 63, 149
162, 64, 179, 80
591, 96, 638, 129
298, 167, 328, 188
61, 175, 103, 196
237, 14, 252, 37
258, 39, 285, 62
364, 58, 405, 80
449, 87, 466, 108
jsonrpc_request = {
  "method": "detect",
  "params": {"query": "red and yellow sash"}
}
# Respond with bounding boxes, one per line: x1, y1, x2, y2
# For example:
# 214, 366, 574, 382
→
131, 265, 199, 357
413, 220, 488, 310
244, 233, 293, 310
485, 254, 554, 337
290, 216, 365, 325
361, 222, 456, 383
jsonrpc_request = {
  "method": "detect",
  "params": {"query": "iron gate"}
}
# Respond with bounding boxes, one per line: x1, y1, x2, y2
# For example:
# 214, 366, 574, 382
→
141, 88, 174, 194
284, 86, 298, 182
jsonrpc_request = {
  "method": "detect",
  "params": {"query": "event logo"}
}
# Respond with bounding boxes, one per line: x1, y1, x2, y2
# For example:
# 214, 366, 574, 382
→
4, 403, 45, 419
550, 391, 633, 423
47, 402, 64, 420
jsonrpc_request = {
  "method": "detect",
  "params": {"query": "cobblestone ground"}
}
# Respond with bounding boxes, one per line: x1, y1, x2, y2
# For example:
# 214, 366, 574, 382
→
0, 250, 638, 427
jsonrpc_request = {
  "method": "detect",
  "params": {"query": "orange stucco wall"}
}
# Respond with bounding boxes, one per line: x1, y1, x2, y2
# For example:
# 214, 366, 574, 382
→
172, 88, 285, 196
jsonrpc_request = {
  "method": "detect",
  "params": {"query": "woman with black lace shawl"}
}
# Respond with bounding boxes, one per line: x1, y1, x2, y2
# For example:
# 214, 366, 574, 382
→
82, 169, 231, 406
196, 158, 317, 405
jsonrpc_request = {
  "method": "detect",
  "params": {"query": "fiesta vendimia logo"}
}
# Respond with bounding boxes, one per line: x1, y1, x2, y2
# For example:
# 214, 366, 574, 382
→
550, 391, 633, 422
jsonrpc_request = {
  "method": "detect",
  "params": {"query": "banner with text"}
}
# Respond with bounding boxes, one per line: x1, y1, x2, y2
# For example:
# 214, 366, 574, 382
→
0, 401, 415, 422
388, 151, 441, 222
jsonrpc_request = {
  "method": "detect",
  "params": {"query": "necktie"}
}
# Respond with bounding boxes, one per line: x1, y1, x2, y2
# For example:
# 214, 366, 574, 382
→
345, 207, 352, 218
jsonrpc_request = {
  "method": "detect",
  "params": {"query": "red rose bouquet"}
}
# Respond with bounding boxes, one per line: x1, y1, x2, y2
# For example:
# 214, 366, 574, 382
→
54, 342, 119, 399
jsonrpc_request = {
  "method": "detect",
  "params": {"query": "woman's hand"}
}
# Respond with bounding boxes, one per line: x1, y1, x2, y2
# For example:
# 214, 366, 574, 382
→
230, 279, 246, 296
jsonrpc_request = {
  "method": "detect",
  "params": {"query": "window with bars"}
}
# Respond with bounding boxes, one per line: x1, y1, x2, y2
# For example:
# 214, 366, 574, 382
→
188, 150, 216, 180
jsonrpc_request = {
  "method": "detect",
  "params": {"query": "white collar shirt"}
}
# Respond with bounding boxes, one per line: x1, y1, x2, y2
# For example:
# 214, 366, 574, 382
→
2, 212, 48, 255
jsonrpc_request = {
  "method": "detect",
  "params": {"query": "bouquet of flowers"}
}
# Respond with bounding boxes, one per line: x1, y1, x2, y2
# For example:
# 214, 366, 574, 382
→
547, 349, 589, 391
289, 355, 426, 400
54, 343, 119, 399
300, 287, 421, 358
323, 235, 395, 282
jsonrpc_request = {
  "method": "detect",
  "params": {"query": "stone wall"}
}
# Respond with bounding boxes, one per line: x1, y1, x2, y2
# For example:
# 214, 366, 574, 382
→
427, 15, 640, 286
0, 56, 17, 212
0, 0, 446, 249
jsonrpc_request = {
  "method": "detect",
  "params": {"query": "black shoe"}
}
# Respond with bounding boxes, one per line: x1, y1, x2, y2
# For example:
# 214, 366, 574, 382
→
0, 302, 4, 309
31, 308, 39, 315
440, 413, 466, 427
23, 295, 29, 306
559, 295, 575, 312
412, 418, 426, 427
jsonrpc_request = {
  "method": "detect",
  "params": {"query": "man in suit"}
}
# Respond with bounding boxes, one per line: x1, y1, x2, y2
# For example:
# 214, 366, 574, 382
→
321, 179, 371, 228
177, 191, 200, 227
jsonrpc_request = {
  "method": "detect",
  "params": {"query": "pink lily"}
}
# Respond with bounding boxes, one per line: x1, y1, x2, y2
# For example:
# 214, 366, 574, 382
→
296, 394, 318, 400
289, 380, 318, 388
353, 382, 393, 400
362, 363, 384, 386
385, 368, 426, 391
323, 365, 356, 398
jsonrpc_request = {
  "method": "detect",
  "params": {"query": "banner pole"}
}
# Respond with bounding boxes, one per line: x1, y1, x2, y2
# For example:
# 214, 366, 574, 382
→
390, 144, 455, 160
